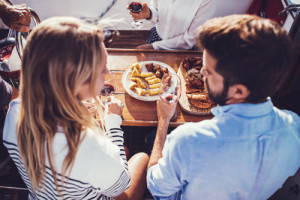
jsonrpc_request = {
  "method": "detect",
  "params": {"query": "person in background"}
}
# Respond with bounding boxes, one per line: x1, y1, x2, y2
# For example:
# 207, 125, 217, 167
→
147, 14, 300, 199
0, 0, 30, 155
0, 0, 30, 109
0, 76, 12, 108
0, 0, 31, 32
128, 0, 215, 50
3, 16, 149, 200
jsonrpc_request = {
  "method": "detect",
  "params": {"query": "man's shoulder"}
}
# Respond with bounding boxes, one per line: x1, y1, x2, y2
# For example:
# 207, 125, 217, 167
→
170, 119, 220, 141
273, 108, 300, 138
273, 107, 300, 127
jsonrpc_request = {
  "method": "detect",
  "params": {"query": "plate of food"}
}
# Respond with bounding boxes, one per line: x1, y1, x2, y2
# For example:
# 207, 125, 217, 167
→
178, 56, 216, 115
122, 61, 176, 101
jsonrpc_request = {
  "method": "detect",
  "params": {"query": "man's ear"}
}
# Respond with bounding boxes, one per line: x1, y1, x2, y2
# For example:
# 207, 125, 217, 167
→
227, 84, 250, 104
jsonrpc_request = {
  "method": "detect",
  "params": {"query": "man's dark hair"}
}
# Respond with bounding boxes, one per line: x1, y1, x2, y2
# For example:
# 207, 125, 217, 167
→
196, 14, 293, 103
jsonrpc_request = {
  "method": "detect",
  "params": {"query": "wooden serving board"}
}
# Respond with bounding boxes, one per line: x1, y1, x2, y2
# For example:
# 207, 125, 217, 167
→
177, 63, 214, 115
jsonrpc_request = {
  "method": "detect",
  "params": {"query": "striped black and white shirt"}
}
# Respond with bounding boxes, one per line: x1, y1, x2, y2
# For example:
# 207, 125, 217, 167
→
3, 99, 130, 200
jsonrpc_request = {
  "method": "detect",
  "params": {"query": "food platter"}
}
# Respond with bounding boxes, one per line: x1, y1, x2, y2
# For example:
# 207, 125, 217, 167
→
177, 62, 215, 115
122, 61, 176, 101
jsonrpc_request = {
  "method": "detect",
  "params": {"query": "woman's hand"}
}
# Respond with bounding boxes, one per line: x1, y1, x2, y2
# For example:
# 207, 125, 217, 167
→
156, 99, 177, 122
105, 96, 122, 116
128, 3, 151, 20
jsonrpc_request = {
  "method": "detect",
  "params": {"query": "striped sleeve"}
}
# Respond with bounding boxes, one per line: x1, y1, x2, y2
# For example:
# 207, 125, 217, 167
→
103, 114, 131, 197
100, 128, 131, 197
101, 170, 130, 197
104, 114, 128, 169
106, 127, 128, 169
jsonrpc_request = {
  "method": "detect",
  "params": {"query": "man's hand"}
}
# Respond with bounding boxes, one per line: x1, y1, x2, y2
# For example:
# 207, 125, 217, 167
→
157, 99, 177, 122
136, 44, 154, 49
147, 99, 177, 170
127, 3, 151, 20
1, 4, 31, 32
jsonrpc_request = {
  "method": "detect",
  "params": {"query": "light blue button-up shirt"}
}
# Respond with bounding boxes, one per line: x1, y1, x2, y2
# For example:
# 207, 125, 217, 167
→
147, 98, 300, 200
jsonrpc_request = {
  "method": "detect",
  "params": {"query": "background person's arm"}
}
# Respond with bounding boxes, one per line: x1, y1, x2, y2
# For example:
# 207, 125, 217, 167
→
0, 77, 12, 108
0, 0, 31, 32
152, 0, 215, 50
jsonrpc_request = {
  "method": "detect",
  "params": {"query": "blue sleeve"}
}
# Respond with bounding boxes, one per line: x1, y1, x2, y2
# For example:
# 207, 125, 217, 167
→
0, 77, 12, 108
147, 126, 190, 198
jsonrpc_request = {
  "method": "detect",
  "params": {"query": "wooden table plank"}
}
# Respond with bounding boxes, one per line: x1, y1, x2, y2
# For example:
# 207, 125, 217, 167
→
107, 49, 202, 72
110, 94, 213, 127
106, 49, 212, 127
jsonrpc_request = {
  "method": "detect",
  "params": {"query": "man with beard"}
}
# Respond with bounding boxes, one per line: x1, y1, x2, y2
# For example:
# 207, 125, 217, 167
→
146, 14, 300, 200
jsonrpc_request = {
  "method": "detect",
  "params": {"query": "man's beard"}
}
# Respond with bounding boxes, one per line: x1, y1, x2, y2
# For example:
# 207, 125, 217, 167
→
205, 79, 229, 106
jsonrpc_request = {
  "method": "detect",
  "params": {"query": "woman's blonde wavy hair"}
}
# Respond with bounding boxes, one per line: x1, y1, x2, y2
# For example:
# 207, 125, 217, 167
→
17, 16, 105, 193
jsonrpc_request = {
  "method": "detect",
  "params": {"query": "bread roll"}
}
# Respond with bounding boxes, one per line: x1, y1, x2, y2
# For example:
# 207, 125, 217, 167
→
148, 88, 160, 96
129, 82, 137, 90
145, 75, 156, 81
130, 67, 141, 78
140, 72, 154, 78
130, 63, 142, 73
135, 87, 147, 96
148, 78, 161, 85
149, 83, 161, 89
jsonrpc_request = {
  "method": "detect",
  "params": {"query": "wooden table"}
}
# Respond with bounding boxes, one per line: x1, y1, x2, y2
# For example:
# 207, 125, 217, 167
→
106, 48, 213, 127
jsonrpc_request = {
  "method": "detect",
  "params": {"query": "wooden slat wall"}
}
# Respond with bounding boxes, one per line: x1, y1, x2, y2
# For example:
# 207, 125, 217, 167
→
105, 30, 150, 49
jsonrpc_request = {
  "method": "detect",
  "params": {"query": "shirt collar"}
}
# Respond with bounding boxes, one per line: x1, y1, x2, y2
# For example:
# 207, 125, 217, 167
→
211, 98, 274, 117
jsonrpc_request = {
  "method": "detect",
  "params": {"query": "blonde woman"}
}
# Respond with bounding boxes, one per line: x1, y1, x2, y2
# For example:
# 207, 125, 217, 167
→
3, 16, 149, 200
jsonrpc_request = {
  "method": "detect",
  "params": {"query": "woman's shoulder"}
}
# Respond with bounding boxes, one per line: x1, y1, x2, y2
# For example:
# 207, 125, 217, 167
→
78, 128, 121, 161
69, 129, 127, 188
3, 98, 21, 144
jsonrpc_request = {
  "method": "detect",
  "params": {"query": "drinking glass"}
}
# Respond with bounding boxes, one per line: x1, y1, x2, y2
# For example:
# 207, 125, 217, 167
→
128, 0, 144, 29
100, 71, 116, 97
100, 71, 124, 109
159, 74, 181, 120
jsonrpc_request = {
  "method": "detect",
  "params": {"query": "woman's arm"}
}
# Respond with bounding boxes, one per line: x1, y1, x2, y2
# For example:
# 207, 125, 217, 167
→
104, 99, 128, 170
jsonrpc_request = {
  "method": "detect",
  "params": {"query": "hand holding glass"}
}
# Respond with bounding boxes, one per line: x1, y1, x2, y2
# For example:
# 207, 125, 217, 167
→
128, 0, 144, 29
100, 71, 124, 109
101, 71, 116, 97
159, 74, 181, 120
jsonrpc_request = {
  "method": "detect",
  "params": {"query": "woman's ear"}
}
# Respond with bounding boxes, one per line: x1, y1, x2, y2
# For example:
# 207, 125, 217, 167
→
227, 84, 250, 104
75, 83, 91, 100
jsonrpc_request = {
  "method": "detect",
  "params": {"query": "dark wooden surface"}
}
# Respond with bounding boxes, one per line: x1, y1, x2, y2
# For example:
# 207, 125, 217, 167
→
105, 30, 150, 49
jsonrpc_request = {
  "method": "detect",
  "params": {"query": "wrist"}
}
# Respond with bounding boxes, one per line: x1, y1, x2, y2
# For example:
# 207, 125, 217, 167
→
104, 113, 122, 129
157, 119, 169, 135
146, 8, 152, 20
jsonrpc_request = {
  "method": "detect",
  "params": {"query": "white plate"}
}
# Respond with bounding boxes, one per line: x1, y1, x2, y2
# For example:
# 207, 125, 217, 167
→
122, 61, 176, 101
